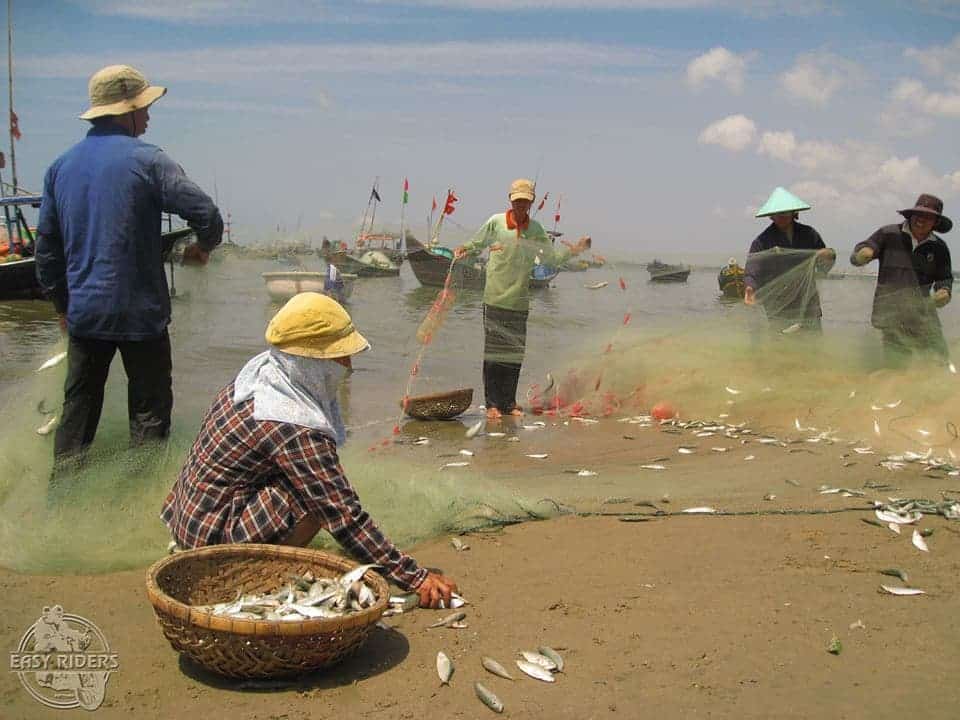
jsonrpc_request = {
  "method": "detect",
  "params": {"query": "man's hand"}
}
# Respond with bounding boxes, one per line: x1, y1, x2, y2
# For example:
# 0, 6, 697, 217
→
853, 247, 874, 266
744, 286, 756, 306
562, 236, 592, 256
933, 288, 951, 308
453, 246, 468, 261
416, 572, 458, 609
57, 314, 67, 334
181, 243, 210, 266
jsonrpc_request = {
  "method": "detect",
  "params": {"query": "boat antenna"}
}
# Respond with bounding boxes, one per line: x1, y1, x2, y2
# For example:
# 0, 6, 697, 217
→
6, 0, 16, 196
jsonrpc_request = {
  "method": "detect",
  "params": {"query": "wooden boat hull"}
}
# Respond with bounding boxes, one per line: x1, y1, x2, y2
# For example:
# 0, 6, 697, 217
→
648, 270, 690, 283
320, 250, 400, 277
405, 237, 486, 290
0, 256, 44, 300
262, 271, 356, 304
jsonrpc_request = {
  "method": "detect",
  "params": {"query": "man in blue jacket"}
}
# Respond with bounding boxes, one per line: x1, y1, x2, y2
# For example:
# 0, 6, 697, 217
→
35, 65, 223, 479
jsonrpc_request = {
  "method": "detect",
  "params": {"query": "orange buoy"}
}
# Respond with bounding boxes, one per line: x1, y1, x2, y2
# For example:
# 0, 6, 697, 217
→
651, 402, 676, 421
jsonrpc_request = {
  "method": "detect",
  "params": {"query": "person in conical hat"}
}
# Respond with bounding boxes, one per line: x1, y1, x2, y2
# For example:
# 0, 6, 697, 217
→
453, 178, 591, 420
851, 194, 952, 366
743, 187, 836, 331
161, 293, 459, 608
36, 64, 223, 486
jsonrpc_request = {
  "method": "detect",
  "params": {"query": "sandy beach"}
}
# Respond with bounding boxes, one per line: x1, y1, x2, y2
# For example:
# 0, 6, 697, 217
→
3, 417, 958, 719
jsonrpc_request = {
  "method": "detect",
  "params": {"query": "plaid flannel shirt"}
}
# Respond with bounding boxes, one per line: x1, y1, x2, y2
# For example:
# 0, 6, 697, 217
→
160, 383, 427, 590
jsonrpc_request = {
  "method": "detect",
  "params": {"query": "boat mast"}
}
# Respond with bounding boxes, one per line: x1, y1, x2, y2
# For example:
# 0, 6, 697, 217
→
6, 0, 17, 195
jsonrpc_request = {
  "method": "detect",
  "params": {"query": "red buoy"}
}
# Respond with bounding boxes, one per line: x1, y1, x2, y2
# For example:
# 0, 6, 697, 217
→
651, 402, 676, 421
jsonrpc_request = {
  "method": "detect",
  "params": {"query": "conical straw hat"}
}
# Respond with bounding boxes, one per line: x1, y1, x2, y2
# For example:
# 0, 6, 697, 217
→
755, 187, 811, 218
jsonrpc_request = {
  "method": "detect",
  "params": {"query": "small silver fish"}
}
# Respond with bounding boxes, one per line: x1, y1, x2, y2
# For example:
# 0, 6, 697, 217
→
526, 453, 549, 459
437, 651, 453, 685
450, 537, 470, 552
879, 585, 925, 596
459, 449, 474, 456
465, 419, 485, 439
543, 372, 555, 394
481, 656, 514, 680
520, 650, 557, 671
475, 682, 504, 713
516, 659, 555, 682
911, 529, 929, 552
36, 415, 58, 435
584, 281, 608, 289
640, 464, 666, 470
781, 323, 802, 334
682, 507, 717, 514
879, 568, 908, 583
339, 564, 380, 589
536, 646, 564, 672
443, 461, 471, 468
36, 351, 67, 372
725, 386, 741, 395
427, 611, 466, 629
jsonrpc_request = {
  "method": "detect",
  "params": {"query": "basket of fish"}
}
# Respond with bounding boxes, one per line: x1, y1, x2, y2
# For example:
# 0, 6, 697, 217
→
402, 388, 474, 421
145, 544, 388, 679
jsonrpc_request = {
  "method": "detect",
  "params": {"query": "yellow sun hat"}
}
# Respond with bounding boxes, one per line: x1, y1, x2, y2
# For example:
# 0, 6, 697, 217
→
79, 65, 167, 120
265, 292, 370, 359
508, 178, 536, 202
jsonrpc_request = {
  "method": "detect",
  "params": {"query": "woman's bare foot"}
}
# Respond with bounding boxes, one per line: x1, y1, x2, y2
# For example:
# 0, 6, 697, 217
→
486, 407, 502, 420
508, 405, 524, 417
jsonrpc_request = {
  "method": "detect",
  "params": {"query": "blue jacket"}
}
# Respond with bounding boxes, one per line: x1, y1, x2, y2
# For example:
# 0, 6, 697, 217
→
35, 125, 222, 340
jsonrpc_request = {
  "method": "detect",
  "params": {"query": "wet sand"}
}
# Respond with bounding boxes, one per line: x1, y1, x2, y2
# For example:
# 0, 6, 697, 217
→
3, 419, 959, 719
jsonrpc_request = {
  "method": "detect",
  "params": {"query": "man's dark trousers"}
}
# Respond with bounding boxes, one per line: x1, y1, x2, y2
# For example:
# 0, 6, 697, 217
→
54, 330, 173, 462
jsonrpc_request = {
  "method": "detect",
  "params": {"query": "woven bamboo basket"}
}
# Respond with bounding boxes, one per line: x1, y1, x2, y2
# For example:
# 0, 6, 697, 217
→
402, 387, 473, 420
145, 544, 389, 679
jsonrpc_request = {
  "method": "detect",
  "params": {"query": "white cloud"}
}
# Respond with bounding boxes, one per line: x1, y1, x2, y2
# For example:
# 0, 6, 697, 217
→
698, 114, 756, 151
72, 0, 832, 22
757, 130, 796, 163
779, 52, 859, 106
789, 180, 842, 207
889, 78, 960, 118
757, 130, 845, 172
686, 47, 751, 93
904, 33, 960, 80
20, 42, 674, 83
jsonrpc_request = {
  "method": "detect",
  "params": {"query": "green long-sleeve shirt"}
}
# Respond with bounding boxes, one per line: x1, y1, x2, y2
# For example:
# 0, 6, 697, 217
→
462, 211, 572, 311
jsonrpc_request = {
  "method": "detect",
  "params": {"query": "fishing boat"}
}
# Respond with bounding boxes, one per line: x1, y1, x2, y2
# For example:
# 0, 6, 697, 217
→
262, 264, 356, 304
647, 259, 691, 283
320, 246, 400, 277
717, 260, 745, 299
529, 262, 560, 289
0, 194, 42, 300
406, 235, 485, 290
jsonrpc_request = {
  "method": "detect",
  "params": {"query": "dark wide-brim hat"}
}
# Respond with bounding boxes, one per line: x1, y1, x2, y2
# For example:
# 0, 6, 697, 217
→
899, 194, 952, 233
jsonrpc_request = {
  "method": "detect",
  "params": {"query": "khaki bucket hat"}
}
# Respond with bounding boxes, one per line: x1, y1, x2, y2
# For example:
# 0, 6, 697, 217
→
508, 178, 536, 202
265, 292, 370, 360
79, 65, 167, 120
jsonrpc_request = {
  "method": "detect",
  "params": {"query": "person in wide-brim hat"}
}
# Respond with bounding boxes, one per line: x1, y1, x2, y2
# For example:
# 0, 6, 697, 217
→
851, 194, 953, 366
160, 292, 459, 609
79, 64, 167, 120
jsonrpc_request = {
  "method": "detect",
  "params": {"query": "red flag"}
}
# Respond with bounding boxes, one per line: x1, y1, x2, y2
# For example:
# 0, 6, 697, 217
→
431, 196, 437, 212
443, 190, 458, 215
537, 191, 549, 212
554, 196, 561, 224
403, 178, 409, 191
9, 110, 21, 141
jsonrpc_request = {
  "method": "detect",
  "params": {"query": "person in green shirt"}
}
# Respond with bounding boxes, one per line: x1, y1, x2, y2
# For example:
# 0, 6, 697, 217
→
454, 178, 590, 420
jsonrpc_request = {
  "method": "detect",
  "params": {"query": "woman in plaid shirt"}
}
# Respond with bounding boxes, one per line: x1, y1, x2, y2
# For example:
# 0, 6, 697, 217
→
161, 292, 458, 608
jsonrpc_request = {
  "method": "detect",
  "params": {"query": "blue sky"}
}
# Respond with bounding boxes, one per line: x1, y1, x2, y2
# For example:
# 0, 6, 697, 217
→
9, 1, 960, 255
